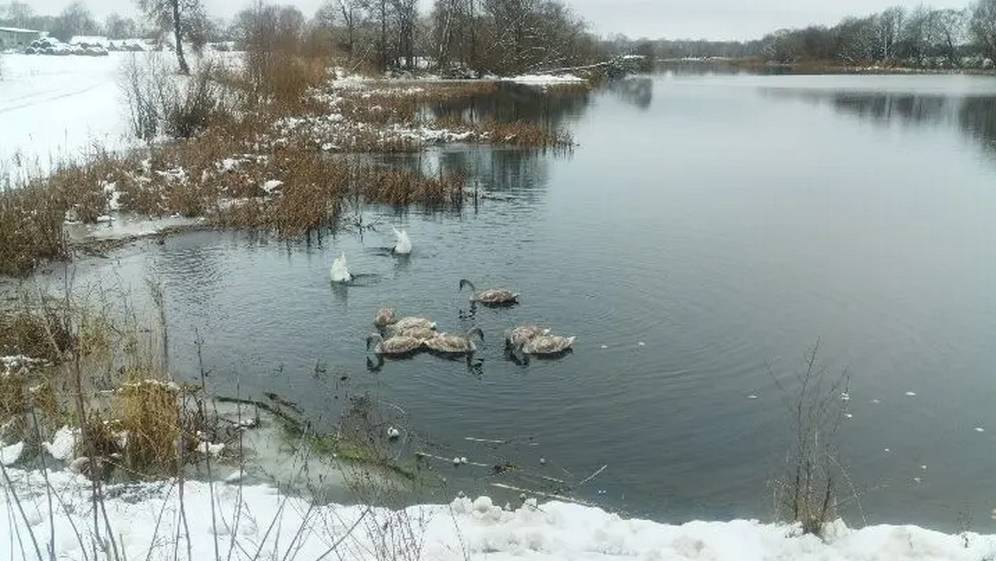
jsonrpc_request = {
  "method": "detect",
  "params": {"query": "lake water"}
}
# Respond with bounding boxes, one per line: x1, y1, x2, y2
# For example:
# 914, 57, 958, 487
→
24, 68, 996, 530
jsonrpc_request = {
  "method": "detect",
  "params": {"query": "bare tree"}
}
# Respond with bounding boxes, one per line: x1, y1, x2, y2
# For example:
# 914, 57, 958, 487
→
877, 6, 905, 60
137, 0, 203, 74
927, 8, 966, 65
336, 0, 366, 57
5, 1, 33, 27
970, 0, 996, 61
367, 0, 392, 68
105, 13, 140, 39
52, 1, 99, 42
391, 0, 418, 69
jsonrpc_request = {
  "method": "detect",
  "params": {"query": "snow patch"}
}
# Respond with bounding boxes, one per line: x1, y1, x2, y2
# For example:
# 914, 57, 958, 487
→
44, 426, 79, 461
507, 73, 586, 85
1, 442, 24, 466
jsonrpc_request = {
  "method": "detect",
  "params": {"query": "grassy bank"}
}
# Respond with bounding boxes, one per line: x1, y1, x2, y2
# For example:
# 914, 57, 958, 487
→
0, 53, 581, 277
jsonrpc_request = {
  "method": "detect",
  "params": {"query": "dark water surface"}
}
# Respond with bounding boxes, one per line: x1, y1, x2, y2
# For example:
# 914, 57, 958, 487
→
32, 70, 996, 529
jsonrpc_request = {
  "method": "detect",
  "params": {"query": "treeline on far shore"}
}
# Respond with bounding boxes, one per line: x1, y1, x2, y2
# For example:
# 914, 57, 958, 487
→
604, 0, 996, 69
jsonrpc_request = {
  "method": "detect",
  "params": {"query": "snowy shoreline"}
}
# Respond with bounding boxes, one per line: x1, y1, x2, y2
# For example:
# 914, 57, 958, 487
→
0, 465, 993, 560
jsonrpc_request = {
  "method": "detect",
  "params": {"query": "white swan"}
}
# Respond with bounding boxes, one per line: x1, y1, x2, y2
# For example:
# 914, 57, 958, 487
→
330, 253, 352, 283
393, 227, 412, 255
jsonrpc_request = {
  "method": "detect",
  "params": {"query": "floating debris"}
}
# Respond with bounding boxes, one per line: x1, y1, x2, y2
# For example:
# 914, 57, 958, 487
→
975, 427, 986, 433
840, 392, 851, 402
539, 457, 547, 465
600, 345, 608, 349
884, 448, 891, 453
464, 436, 507, 444
747, 394, 759, 400
577, 464, 608, 487
921, 465, 928, 470
844, 413, 854, 419
387, 427, 401, 439
914, 477, 922, 483
637, 341, 646, 347
905, 392, 917, 397
871, 399, 881, 404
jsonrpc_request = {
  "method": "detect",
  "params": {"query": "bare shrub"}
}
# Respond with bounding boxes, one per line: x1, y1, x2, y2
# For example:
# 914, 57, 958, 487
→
121, 54, 171, 141
120, 54, 236, 141
163, 61, 236, 139
771, 340, 851, 536
239, 4, 331, 111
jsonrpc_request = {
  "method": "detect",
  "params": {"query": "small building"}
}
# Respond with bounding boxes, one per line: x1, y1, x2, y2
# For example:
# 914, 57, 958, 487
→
0, 27, 45, 49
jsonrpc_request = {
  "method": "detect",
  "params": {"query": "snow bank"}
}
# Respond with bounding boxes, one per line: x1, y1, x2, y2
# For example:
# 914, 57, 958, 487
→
507, 73, 587, 85
0, 466, 993, 560
0, 51, 240, 182
0, 53, 136, 175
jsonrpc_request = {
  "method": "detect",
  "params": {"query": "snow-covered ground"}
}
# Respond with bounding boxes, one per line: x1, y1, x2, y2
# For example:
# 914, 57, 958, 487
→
0, 53, 138, 176
0, 464, 993, 560
507, 73, 587, 85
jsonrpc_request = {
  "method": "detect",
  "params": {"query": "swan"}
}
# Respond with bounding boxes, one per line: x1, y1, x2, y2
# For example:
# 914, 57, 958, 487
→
387, 316, 437, 333
424, 328, 484, 355
330, 253, 352, 283
394, 326, 438, 341
392, 227, 412, 255
366, 333, 423, 356
504, 325, 550, 349
521, 334, 575, 356
459, 279, 519, 306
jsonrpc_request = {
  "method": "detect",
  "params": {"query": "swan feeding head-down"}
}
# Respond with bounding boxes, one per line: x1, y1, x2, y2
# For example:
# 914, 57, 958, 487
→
392, 227, 412, 255
330, 253, 352, 283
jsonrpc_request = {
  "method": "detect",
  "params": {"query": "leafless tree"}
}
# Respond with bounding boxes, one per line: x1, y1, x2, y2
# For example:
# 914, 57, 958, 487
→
136, 0, 204, 74
391, 0, 419, 69
52, 1, 99, 42
927, 8, 966, 64
877, 6, 905, 60
5, 1, 33, 27
105, 13, 140, 39
970, 0, 996, 61
336, 0, 366, 57
336, 0, 365, 58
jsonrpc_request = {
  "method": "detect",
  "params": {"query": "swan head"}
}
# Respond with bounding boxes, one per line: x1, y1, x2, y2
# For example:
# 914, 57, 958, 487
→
467, 327, 485, 342
366, 333, 383, 351
458, 279, 476, 292
374, 308, 397, 327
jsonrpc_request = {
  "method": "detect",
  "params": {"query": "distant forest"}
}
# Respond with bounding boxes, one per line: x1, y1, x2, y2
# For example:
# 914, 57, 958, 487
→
6, 0, 996, 72
605, 1, 996, 69
0, 0, 601, 76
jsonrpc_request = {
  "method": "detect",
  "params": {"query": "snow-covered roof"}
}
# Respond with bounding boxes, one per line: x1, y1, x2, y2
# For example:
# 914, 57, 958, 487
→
0, 27, 43, 34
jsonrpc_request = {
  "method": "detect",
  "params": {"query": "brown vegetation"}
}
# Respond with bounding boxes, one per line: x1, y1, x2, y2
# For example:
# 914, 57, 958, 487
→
1, 7, 582, 277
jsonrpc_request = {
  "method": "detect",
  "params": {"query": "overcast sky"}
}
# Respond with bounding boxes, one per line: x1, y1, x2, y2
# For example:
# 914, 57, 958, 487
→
23, 0, 972, 41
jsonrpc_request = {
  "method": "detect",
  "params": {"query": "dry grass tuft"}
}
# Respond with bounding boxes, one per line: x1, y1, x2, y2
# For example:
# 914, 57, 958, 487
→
0, 185, 67, 276
0, 371, 28, 427
116, 378, 182, 475
359, 169, 466, 208
0, 308, 73, 363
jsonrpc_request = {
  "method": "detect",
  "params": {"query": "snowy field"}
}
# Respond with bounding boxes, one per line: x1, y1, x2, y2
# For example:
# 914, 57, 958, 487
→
0, 53, 138, 176
0, 464, 993, 561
